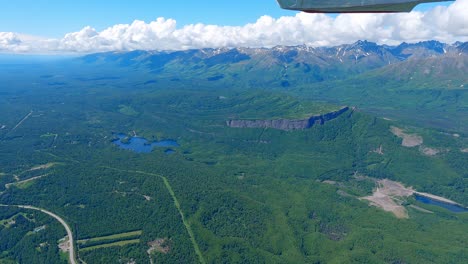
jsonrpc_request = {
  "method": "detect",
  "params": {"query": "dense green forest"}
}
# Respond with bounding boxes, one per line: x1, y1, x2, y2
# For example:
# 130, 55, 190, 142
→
0, 60, 467, 263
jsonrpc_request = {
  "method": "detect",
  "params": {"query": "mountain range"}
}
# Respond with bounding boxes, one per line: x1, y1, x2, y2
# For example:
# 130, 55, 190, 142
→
75, 40, 468, 133
81, 40, 467, 88
1, 39, 468, 264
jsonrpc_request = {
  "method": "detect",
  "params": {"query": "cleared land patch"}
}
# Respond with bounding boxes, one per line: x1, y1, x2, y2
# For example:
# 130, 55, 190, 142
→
0, 213, 21, 228
390, 126, 423, 147
362, 179, 414, 219
78, 230, 142, 252
4, 163, 63, 190
80, 239, 140, 252
28, 162, 59, 172
58, 236, 71, 254
420, 147, 440, 156
78, 230, 142, 244
148, 238, 171, 255
5, 174, 50, 189
118, 105, 139, 117
361, 179, 462, 218
40, 133, 58, 138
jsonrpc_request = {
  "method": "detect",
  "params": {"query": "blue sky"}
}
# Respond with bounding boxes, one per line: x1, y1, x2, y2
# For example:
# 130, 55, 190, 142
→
0, 0, 293, 37
0, 0, 452, 37
1, 0, 464, 54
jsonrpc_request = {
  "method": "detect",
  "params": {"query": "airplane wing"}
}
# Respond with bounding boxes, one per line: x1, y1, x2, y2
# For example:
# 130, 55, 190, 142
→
277, 0, 454, 13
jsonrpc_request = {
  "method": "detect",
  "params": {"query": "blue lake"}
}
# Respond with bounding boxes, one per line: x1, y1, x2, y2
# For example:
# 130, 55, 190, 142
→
113, 134, 179, 153
415, 195, 468, 213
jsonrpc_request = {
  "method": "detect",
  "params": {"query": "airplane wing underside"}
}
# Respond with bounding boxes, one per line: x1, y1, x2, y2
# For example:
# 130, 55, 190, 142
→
277, 0, 454, 13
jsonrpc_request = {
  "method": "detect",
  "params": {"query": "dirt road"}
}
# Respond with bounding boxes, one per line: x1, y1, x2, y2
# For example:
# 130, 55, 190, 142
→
5, 174, 49, 189
100, 167, 206, 264
11, 111, 33, 132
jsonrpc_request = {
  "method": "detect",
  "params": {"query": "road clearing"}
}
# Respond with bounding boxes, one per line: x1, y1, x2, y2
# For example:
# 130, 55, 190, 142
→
0, 204, 77, 264
11, 110, 33, 132
361, 179, 463, 218
5, 174, 50, 189
101, 167, 206, 264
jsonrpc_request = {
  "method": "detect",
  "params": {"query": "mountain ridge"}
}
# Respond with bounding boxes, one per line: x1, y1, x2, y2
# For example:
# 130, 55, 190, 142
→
81, 40, 467, 64
79, 40, 467, 88
74, 40, 467, 132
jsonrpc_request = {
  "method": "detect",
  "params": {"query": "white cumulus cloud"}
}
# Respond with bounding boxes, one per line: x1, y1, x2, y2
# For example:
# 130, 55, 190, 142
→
1, 0, 467, 54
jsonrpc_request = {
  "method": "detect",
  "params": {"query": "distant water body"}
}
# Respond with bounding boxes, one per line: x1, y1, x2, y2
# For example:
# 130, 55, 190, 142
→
112, 133, 179, 153
415, 194, 468, 213
164, 149, 176, 155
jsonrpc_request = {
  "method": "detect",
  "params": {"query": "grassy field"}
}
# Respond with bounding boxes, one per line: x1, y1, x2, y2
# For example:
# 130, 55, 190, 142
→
77, 230, 142, 244
78, 231, 143, 253
15, 180, 36, 190
0, 214, 19, 227
118, 105, 139, 117
79, 239, 140, 252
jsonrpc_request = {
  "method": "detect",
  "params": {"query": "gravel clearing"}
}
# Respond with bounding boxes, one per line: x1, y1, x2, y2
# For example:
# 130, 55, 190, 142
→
390, 126, 423, 147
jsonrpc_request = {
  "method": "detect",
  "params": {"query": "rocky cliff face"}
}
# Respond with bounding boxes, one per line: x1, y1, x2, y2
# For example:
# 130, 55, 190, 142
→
227, 107, 349, 131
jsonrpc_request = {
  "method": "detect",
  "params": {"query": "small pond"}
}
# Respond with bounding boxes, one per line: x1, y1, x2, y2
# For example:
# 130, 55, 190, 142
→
113, 133, 179, 153
414, 194, 468, 213
164, 149, 176, 155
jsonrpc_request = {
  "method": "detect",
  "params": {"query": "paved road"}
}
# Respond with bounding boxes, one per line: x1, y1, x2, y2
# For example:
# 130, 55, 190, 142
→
1, 204, 77, 264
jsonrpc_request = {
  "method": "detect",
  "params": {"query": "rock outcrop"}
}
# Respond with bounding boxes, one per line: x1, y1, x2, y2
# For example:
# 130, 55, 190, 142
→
226, 107, 349, 131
